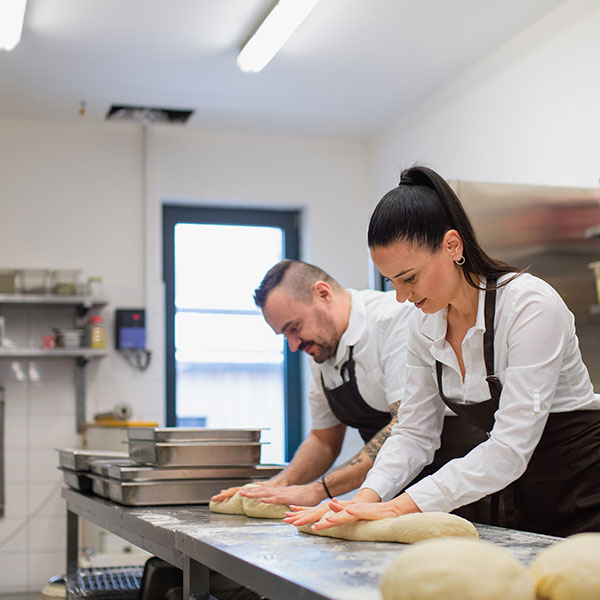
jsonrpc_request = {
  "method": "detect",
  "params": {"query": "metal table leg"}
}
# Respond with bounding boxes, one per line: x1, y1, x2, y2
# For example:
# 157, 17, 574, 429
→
66, 508, 79, 577
183, 555, 214, 600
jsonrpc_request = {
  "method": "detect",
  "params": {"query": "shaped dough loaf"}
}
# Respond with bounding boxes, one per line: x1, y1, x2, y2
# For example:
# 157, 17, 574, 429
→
298, 511, 478, 543
209, 484, 288, 519
530, 533, 600, 600
380, 538, 535, 600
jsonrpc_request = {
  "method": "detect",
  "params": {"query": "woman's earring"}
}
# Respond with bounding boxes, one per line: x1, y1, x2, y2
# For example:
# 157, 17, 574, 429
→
455, 256, 466, 266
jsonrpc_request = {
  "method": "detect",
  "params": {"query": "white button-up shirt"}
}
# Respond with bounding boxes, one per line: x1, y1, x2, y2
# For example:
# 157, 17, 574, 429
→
309, 289, 416, 429
362, 273, 600, 511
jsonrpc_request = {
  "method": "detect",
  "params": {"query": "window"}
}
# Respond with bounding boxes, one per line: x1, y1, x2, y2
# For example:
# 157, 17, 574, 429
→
163, 206, 301, 462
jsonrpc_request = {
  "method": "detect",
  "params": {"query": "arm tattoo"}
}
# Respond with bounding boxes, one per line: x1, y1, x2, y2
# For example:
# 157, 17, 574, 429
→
363, 400, 400, 461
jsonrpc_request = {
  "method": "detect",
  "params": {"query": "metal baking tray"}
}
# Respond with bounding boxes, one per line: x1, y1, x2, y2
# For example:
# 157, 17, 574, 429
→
89, 458, 132, 477
60, 467, 94, 493
126, 427, 262, 443
127, 440, 262, 467
107, 463, 284, 482
89, 474, 111, 498
108, 477, 257, 506
56, 448, 129, 472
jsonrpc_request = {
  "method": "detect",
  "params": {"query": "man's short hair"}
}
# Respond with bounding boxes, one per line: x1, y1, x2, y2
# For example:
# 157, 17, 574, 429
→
254, 259, 338, 308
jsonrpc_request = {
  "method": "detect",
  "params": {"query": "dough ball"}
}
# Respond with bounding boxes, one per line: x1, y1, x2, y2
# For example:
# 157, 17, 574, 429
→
241, 495, 288, 519
299, 511, 479, 543
380, 538, 535, 600
209, 489, 244, 514
530, 533, 600, 600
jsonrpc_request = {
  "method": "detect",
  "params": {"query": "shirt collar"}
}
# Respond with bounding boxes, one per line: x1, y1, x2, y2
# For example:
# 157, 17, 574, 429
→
332, 288, 365, 364
419, 281, 487, 343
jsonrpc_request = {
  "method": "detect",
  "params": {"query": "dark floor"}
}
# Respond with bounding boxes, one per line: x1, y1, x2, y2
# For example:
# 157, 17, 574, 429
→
0, 594, 44, 600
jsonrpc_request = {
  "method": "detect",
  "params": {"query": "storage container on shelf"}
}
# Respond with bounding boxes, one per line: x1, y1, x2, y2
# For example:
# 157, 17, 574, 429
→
88, 315, 106, 349
22, 268, 51, 294
0, 269, 22, 294
51, 269, 83, 295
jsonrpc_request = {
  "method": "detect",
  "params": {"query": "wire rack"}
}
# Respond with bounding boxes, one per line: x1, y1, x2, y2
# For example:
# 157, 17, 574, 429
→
66, 566, 144, 600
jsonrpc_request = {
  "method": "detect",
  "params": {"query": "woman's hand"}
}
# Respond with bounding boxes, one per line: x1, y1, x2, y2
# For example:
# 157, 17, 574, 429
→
283, 501, 335, 526
313, 493, 421, 530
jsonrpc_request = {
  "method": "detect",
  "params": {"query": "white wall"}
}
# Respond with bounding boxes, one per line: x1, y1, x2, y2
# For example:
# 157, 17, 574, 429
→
0, 117, 370, 592
371, 0, 600, 196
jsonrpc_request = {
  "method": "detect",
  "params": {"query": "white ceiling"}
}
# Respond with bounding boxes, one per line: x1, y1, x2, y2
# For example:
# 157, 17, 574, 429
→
0, 0, 564, 137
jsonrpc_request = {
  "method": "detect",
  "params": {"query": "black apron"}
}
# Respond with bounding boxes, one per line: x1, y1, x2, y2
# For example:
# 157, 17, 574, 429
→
321, 346, 391, 442
434, 279, 600, 537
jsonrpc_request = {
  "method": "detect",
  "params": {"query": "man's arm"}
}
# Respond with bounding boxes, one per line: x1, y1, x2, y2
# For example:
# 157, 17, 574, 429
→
319, 400, 399, 497
211, 424, 346, 503
269, 423, 346, 486
242, 401, 400, 506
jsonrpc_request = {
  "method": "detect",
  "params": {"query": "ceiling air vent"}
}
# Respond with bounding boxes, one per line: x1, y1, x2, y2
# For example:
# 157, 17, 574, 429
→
105, 104, 194, 125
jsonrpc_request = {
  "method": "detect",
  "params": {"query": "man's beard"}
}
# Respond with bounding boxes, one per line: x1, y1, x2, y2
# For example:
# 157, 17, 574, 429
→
302, 308, 339, 363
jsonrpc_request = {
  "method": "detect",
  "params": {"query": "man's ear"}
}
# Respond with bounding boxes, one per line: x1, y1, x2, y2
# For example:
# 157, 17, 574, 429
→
313, 281, 333, 304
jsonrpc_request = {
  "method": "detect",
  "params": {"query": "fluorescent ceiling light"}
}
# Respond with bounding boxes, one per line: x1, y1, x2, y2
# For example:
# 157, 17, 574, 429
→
0, 0, 27, 51
237, 0, 321, 73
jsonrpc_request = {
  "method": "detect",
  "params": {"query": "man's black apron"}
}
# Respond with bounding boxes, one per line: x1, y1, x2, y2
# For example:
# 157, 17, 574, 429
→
433, 278, 600, 537
321, 346, 391, 442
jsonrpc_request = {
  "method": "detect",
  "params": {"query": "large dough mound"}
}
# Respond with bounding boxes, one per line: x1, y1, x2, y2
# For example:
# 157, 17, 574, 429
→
530, 533, 600, 600
380, 538, 535, 600
298, 511, 478, 543
209, 484, 288, 519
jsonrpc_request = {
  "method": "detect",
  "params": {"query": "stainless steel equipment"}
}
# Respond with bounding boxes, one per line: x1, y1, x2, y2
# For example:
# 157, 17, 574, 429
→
452, 180, 600, 388
127, 440, 262, 466
57, 448, 129, 471
126, 427, 262, 443
126, 428, 264, 467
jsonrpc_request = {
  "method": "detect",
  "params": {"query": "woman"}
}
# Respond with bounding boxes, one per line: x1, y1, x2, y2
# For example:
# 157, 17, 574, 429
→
285, 165, 600, 537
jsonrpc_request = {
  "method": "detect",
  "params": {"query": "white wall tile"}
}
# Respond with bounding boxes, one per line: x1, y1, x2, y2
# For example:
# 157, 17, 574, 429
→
5, 415, 28, 448
4, 483, 28, 518
0, 551, 28, 592
28, 550, 66, 591
4, 448, 28, 483
30, 448, 63, 482
0, 517, 28, 552
28, 481, 64, 517
29, 414, 80, 449
28, 516, 66, 552
1, 382, 28, 415
30, 382, 76, 415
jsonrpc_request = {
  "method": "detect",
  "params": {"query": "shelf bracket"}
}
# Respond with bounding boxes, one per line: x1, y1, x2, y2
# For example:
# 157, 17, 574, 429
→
75, 357, 89, 433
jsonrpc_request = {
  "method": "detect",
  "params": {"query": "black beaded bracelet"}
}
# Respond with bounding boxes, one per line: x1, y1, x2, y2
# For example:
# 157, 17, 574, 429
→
320, 476, 333, 499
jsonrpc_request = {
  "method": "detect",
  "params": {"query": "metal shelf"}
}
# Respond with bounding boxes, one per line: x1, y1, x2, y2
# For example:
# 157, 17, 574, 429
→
0, 348, 108, 359
0, 293, 107, 308
0, 294, 109, 433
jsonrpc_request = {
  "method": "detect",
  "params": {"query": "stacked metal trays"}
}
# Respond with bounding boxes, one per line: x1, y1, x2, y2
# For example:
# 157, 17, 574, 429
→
68, 428, 285, 506
57, 449, 130, 493
126, 427, 263, 466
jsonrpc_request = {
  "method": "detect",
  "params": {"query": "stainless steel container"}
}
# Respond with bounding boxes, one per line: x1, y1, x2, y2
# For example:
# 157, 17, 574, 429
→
56, 448, 129, 471
127, 440, 262, 466
108, 478, 255, 506
107, 463, 284, 482
126, 427, 262, 443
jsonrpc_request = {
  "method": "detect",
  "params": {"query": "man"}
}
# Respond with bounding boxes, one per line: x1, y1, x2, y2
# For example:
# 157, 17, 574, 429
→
211, 259, 415, 507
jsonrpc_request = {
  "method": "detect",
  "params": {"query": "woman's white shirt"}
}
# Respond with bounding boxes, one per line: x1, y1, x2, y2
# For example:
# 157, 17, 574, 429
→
361, 273, 600, 511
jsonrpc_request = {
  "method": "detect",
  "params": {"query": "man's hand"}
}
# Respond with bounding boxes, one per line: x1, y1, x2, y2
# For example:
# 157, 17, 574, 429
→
239, 481, 325, 506
210, 480, 272, 503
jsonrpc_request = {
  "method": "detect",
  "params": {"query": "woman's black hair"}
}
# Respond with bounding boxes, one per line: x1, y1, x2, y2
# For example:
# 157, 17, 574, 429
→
367, 165, 520, 289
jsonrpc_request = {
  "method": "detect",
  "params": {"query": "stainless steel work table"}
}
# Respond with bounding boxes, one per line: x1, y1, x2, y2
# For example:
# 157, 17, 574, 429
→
63, 488, 560, 600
